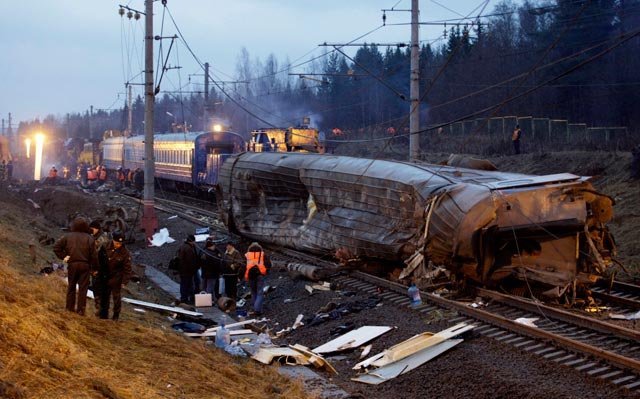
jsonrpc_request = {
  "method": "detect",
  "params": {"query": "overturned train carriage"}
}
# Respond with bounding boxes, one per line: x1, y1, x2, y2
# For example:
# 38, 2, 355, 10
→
218, 152, 616, 294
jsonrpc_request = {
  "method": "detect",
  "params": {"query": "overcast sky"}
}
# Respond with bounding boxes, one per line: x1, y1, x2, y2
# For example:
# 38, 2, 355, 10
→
0, 0, 498, 124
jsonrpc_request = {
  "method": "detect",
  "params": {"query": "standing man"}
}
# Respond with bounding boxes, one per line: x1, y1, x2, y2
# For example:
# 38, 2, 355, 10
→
512, 124, 522, 155
100, 230, 132, 321
53, 217, 98, 316
222, 242, 244, 301
178, 234, 199, 304
244, 242, 271, 316
89, 220, 110, 317
200, 237, 222, 298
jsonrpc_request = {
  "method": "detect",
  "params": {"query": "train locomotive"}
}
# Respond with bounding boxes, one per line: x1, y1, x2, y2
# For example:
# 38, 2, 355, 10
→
217, 152, 617, 300
102, 131, 245, 189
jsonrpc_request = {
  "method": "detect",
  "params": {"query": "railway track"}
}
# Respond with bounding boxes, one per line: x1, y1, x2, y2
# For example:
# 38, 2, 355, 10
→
331, 271, 640, 392
592, 280, 640, 311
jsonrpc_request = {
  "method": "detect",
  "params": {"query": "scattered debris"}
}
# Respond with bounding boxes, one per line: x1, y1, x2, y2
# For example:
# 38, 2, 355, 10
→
609, 310, 640, 320
172, 322, 206, 334
360, 344, 372, 359
122, 297, 203, 317
289, 344, 337, 374
148, 228, 175, 247
352, 339, 463, 385
353, 323, 474, 370
287, 262, 322, 281
312, 326, 393, 354
133, 308, 146, 313
311, 282, 331, 291
252, 346, 313, 366
27, 198, 41, 209
514, 317, 539, 327
292, 314, 305, 330
167, 215, 178, 220
305, 285, 314, 294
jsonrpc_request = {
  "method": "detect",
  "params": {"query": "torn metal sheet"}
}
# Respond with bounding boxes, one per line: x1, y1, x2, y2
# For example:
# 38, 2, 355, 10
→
514, 317, 539, 327
252, 346, 312, 366
122, 298, 203, 317
218, 152, 617, 295
351, 339, 463, 385
354, 323, 473, 370
312, 326, 393, 354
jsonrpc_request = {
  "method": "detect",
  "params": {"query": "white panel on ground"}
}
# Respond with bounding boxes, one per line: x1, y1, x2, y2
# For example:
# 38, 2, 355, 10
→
312, 326, 393, 354
351, 339, 463, 385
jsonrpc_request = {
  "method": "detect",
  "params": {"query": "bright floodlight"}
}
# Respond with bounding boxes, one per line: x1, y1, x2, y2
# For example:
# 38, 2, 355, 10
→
34, 133, 45, 180
213, 124, 223, 132
25, 138, 32, 159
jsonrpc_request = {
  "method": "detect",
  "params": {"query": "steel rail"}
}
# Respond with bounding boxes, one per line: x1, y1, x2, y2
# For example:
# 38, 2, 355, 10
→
350, 271, 640, 374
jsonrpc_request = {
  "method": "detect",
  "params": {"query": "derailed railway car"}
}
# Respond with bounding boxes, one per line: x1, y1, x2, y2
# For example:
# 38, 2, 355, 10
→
102, 131, 245, 189
217, 152, 616, 299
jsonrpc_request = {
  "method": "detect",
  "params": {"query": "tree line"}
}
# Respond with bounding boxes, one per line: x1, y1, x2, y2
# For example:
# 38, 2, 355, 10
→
18, 0, 640, 152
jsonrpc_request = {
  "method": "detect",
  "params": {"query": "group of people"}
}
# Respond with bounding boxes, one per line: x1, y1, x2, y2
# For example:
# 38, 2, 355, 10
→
177, 235, 271, 315
0, 159, 13, 181
53, 217, 132, 320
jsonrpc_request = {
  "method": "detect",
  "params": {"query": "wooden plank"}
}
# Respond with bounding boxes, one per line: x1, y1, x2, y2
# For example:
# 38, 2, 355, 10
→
351, 339, 463, 385
312, 326, 393, 354
122, 297, 203, 317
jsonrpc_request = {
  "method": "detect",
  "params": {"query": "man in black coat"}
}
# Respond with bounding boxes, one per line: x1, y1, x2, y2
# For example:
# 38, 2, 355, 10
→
200, 238, 222, 298
99, 230, 132, 320
178, 234, 199, 304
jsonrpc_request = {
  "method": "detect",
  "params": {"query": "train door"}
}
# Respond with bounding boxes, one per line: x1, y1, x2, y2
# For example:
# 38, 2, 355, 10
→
205, 145, 234, 185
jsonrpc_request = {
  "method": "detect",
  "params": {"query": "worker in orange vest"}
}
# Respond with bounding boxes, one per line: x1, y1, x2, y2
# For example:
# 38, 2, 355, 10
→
244, 242, 271, 315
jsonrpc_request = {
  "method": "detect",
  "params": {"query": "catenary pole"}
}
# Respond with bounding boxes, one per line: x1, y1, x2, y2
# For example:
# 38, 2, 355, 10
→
409, 0, 420, 160
141, 0, 158, 240
204, 62, 209, 130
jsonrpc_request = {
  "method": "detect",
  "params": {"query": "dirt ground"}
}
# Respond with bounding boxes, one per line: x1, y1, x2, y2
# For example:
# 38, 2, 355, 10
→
4, 150, 640, 399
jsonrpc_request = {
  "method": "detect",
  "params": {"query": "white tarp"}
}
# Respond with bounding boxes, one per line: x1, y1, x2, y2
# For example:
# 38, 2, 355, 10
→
148, 228, 175, 247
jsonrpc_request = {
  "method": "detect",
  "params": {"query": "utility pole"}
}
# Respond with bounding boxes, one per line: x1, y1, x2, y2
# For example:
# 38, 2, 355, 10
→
127, 83, 133, 137
204, 62, 210, 130
66, 113, 70, 139
141, 0, 158, 239
89, 105, 94, 140
409, 0, 420, 160
1, 119, 4, 136
7, 113, 14, 154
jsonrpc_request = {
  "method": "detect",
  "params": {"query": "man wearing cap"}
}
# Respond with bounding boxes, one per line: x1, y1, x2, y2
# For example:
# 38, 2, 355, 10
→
178, 234, 199, 304
89, 220, 110, 317
99, 230, 132, 320
200, 237, 222, 298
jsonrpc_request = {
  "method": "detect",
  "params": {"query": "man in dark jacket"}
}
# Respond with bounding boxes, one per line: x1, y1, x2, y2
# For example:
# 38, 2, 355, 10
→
178, 234, 199, 304
200, 238, 222, 298
222, 242, 244, 301
53, 217, 98, 315
99, 230, 132, 320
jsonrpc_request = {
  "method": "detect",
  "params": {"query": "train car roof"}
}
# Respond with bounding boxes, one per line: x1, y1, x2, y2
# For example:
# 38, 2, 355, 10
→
103, 131, 245, 144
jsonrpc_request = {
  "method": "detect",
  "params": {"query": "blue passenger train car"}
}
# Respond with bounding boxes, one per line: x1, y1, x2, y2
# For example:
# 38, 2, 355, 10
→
102, 131, 245, 189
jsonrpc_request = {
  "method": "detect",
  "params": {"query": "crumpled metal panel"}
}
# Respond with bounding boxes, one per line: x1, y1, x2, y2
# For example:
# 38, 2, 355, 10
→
219, 152, 615, 287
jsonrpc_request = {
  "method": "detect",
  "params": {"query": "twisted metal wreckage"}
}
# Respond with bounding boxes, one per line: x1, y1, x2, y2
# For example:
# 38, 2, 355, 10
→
217, 152, 616, 299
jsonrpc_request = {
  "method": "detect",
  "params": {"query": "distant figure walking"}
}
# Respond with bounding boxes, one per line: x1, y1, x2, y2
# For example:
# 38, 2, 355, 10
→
53, 217, 98, 316
512, 124, 522, 155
